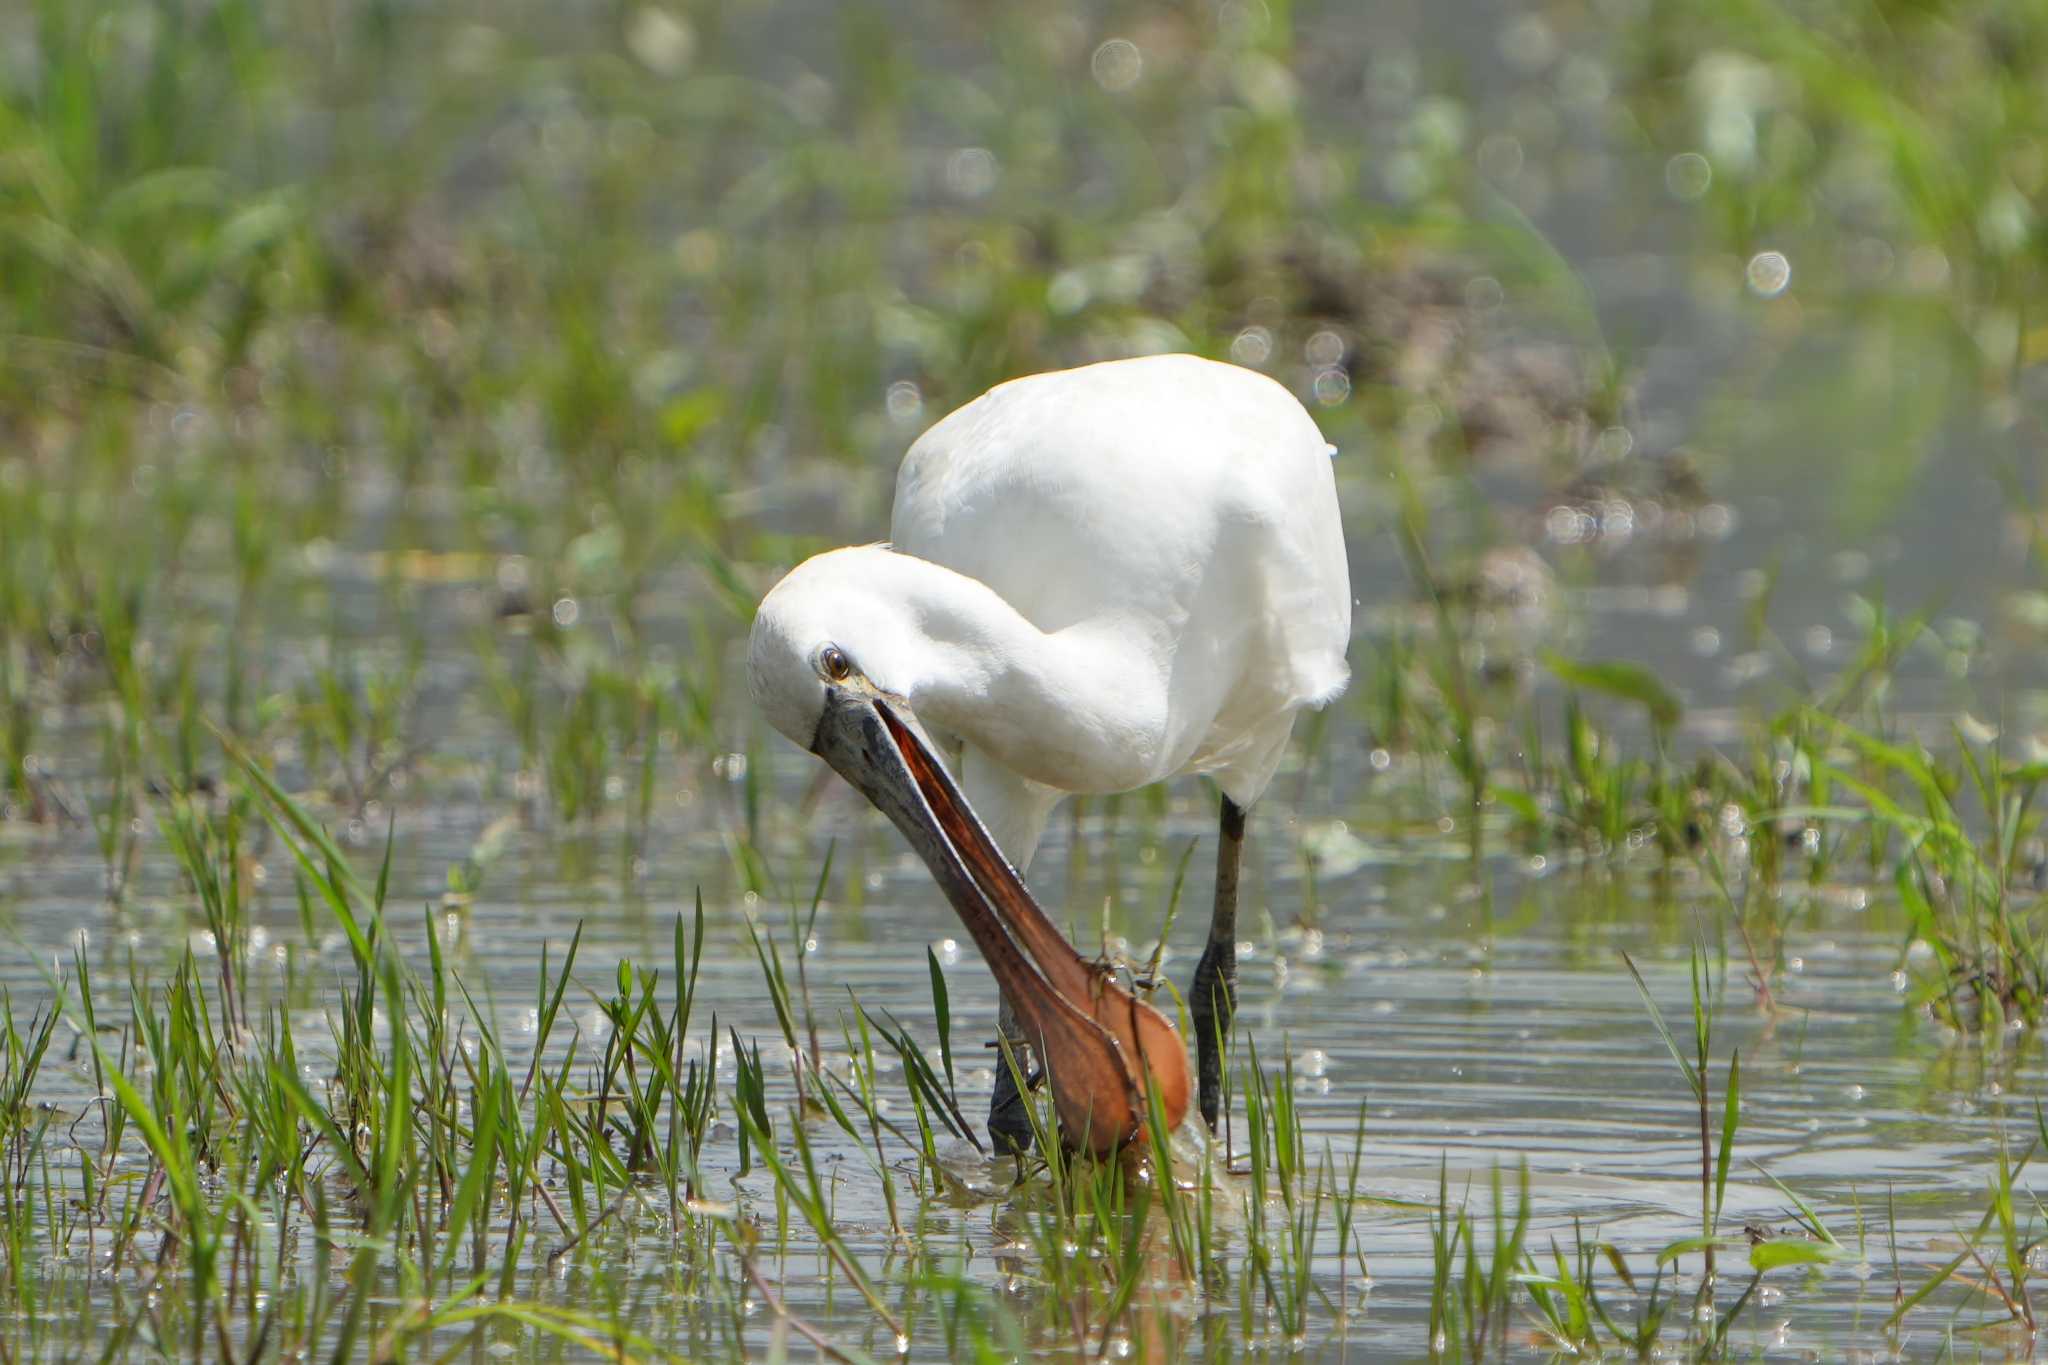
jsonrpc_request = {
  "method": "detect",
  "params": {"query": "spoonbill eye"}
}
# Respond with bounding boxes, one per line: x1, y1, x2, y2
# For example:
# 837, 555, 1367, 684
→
819, 645, 854, 682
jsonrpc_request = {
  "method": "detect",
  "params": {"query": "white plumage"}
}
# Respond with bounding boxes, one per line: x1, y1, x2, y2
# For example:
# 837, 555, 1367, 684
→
888, 351, 1351, 859
749, 353, 1352, 1145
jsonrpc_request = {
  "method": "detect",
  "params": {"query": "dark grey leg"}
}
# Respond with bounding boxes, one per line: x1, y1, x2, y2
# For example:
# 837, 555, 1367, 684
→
1188, 795, 1245, 1132
986, 992, 1037, 1155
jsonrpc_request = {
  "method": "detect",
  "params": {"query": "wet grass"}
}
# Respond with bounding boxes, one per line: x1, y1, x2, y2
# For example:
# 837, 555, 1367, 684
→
12, 581, 2048, 1361
0, 710, 2029, 1358
0, 749, 1405, 1359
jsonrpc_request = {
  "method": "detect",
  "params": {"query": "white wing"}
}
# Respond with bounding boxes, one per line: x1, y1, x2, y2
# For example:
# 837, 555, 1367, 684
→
890, 354, 1350, 797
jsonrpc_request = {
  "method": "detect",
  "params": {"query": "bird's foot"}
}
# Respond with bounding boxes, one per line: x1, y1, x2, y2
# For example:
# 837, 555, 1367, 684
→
1187, 938, 1237, 1133
986, 1039, 1040, 1156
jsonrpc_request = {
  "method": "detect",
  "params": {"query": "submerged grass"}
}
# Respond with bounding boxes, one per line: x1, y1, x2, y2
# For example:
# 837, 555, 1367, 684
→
5, 408, 2041, 1356
8, 714, 1978, 1360
0, 731, 1428, 1359
4, 453, 2043, 1356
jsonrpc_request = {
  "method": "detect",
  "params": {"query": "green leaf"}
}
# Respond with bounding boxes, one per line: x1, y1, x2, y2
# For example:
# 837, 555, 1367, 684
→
865, 1007, 982, 1152
213, 726, 375, 966
676, 892, 705, 1043
1655, 1234, 1728, 1267
1620, 951, 1699, 1093
1749, 1238, 1847, 1271
659, 388, 723, 447
1806, 710, 1955, 821
1487, 786, 1542, 823
1749, 1159, 1839, 1245
1885, 1247, 1970, 1329
435, 1068, 502, 1283
1541, 651, 1682, 731
1715, 1049, 1740, 1222
93, 1038, 201, 1226
927, 945, 955, 1095
1598, 1242, 1637, 1291
373, 808, 394, 912
809, 1066, 864, 1141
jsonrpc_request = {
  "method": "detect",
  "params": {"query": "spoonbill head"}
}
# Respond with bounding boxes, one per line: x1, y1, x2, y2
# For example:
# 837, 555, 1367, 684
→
750, 354, 1350, 1153
749, 560, 1192, 1151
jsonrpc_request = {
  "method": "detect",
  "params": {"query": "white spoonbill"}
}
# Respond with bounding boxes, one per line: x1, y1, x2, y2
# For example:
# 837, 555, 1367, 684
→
748, 353, 1351, 1153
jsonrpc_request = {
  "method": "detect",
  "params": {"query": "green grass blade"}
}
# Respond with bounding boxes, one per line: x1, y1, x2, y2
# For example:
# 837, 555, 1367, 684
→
1715, 1049, 1740, 1222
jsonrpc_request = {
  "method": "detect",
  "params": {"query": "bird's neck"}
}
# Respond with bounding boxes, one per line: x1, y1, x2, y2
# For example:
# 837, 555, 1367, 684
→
897, 559, 1162, 800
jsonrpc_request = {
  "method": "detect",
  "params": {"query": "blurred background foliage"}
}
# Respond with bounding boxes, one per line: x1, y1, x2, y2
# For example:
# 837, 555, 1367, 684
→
0, 0, 2043, 816
3, 6, 2048, 1355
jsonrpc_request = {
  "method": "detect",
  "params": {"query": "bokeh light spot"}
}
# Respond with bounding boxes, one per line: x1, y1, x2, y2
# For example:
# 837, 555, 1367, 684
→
1091, 38, 1142, 92
1664, 151, 1712, 200
1745, 250, 1791, 297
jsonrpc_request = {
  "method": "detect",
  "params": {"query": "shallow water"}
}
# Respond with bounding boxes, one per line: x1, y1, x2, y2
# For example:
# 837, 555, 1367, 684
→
5, 735, 2046, 1357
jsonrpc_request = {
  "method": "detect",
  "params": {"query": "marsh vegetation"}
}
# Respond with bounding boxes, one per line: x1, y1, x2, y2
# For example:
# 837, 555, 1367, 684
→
3, 0, 2048, 1357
